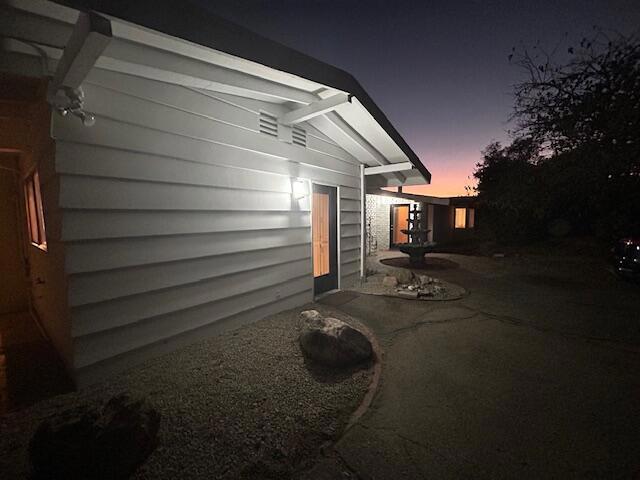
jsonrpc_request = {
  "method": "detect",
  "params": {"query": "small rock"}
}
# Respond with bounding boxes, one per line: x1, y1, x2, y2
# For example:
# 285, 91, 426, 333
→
299, 309, 324, 328
29, 394, 160, 480
396, 290, 419, 299
417, 275, 433, 285
299, 311, 372, 367
382, 275, 398, 287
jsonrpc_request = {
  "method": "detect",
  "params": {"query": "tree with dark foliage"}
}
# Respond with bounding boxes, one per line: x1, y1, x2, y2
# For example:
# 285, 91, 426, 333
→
475, 30, 640, 242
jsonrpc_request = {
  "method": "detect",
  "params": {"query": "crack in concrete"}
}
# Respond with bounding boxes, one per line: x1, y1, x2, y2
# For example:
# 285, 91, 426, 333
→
385, 311, 483, 339
479, 310, 640, 353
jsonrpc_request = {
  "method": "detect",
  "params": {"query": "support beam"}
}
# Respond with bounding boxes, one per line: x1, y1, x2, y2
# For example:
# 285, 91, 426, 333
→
51, 11, 112, 90
364, 161, 414, 176
280, 93, 350, 125
360, 164, 367, 283
309, 112, 406, 184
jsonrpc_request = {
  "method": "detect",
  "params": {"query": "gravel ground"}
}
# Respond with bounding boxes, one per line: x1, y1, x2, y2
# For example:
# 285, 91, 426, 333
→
0, 304, 373, 480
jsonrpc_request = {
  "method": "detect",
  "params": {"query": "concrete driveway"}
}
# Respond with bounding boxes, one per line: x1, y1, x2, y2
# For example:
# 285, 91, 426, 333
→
314, 253, 640, 479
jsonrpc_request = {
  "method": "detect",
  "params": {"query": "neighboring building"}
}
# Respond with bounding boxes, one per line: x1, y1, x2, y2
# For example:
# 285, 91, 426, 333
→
366, 192, 477, 255
0, 0, 430, 385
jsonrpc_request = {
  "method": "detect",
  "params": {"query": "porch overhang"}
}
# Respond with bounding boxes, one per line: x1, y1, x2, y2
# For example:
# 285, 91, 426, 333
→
2, 0, 431, 188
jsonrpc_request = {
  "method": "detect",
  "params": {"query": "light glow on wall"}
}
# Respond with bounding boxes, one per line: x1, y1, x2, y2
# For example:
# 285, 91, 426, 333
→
291, 179, 308, 200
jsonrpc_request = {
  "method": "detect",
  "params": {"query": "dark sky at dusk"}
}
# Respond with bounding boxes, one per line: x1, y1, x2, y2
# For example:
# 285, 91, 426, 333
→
197, 0, 640, 196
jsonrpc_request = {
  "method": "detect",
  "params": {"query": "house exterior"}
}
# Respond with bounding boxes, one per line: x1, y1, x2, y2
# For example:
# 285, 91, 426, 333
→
0, 0, 430, 385
366, 192, 477, 255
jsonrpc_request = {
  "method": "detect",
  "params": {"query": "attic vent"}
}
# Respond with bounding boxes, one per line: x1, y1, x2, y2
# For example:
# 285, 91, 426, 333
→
292, 126, 307, 147
259, 111, 278, 137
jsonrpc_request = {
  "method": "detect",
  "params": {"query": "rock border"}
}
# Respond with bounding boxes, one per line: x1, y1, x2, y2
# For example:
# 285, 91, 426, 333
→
349, 275, 467, 302
344, 321, 383, 430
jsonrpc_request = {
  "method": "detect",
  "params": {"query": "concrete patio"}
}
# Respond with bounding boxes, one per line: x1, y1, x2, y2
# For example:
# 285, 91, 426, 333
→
311, 252, 640, 479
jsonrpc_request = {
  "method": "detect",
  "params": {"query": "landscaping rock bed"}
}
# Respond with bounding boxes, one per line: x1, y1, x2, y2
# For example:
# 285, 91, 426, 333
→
0, 305, 373, 480
350, 270, 466, 301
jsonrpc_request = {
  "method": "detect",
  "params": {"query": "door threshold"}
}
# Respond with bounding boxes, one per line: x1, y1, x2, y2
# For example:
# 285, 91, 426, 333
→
314, 289, 341, 301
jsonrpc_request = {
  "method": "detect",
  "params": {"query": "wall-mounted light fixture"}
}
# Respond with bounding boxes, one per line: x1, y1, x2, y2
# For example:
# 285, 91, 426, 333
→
292, 179, 308, 200
48, 86, 95, 126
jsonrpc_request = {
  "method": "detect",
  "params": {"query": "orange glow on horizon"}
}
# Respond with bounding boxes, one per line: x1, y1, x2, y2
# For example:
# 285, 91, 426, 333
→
392, 155, 479, 198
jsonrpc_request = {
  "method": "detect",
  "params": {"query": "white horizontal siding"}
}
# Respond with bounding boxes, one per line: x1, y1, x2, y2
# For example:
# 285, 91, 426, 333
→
66, 227, 311, 274
74, 276, 312, 368
56, 142, 296, 193
68, 244, 311, 306
341, 224, 360, 238
341, 271, 360, 288
341, 212, 361, 225
341, 199, 361, 212
49, 67, 362, 379
72, 80, 361, 178
340, 236, 360, 252
341, 260, 360, 278
75, 290, 311, 386
2, 8, 365, 381
72, 258, 311, 337
59, 175, 308, 212
340, 186, 361, 200
341, 248, 361, 265
62, 209, 311, 240
54, 115, 359, 188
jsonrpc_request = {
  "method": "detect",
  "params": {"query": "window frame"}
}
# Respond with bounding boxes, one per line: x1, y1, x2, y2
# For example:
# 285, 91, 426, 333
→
468, 208, 475, 229
24, 168, 47, 252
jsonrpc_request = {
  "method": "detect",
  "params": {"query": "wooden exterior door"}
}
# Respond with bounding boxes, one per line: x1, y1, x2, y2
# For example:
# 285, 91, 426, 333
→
312, 184, 338, 295
390, 204, 410, 248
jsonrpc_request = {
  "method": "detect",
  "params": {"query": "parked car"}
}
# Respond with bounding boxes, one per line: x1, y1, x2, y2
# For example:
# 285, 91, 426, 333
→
612, 238, 640, 279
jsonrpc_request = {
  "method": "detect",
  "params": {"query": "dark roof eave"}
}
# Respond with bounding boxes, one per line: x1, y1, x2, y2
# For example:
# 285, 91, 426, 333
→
52, 0, 431, 183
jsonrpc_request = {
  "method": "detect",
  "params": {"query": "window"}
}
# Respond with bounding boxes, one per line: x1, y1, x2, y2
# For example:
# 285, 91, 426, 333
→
468, 208, 475, 229
454, 208, 466, 229
24, 169, 47, 251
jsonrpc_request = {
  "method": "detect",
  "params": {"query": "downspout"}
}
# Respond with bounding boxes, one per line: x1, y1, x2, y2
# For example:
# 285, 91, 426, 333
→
360, 164, 366, 283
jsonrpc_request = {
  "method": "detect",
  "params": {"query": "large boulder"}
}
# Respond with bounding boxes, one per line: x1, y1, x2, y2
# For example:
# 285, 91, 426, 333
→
299, 310, 372, 367
29, 394, 160, 480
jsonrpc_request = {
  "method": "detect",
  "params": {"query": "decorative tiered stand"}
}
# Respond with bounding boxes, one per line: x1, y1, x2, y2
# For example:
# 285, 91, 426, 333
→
398, 204, 434, 266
